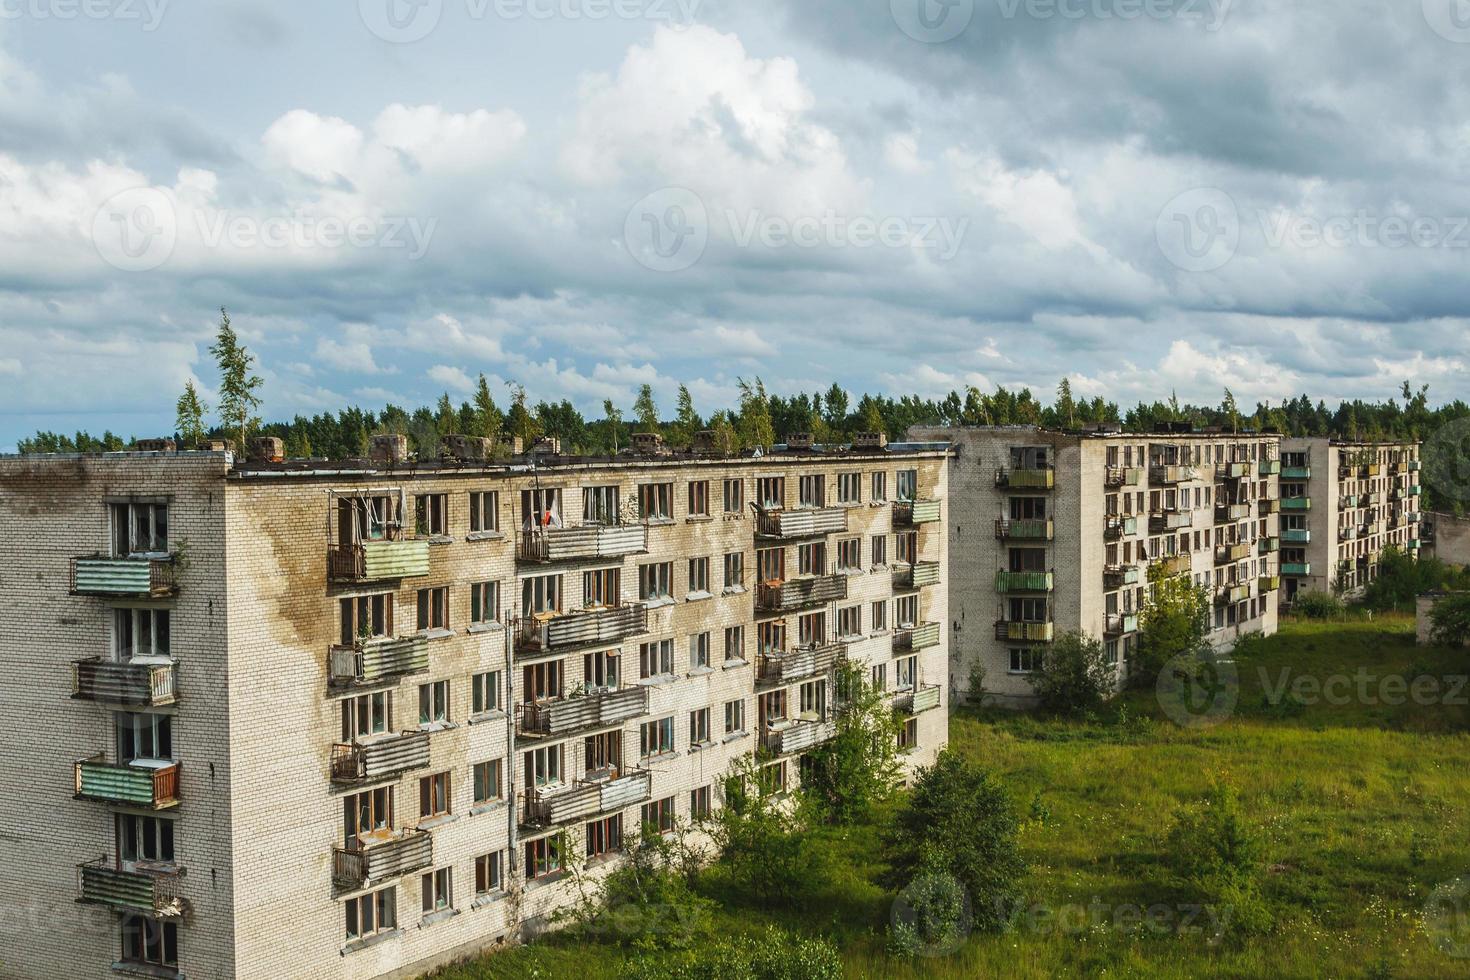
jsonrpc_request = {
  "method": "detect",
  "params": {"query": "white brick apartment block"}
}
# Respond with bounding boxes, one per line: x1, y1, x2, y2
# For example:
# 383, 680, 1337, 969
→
0, 436, 950, 980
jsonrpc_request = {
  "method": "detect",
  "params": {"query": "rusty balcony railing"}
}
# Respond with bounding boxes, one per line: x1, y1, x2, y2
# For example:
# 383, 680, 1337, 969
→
518, 686, 650, 737
1105, 466, 1143, 488
1149, 509, 1194, 533
78, 860, 185, 917
1215, 502, 1252, 522
1214, 542, 1251, 565
71, 556, 177, 598
994, 620, 1053, 643
514, 604, 649, 656
330, 732, 432, 786
522, 769, 652, 828
756, 575, 848, 613
760, 717, 836, 755
327, 538, 431, 583
328, 635, 430, 688
1105, 613, 1139, 636
893, 561, 941, 591
75, 757, 179, 809
332, 829, 433, 891
893, 621, 942, 651
1104, 515, 1138, 540
757, 643, 843, 686
894, 500, 942, 526
1104, 564, 1142, 589
516, 524, 649, 563
895, 684, 942, 715
1149, 465, 1199, 485
72, 658, 177, 707
996, 518, 1054, 541
755, 508, 849, 539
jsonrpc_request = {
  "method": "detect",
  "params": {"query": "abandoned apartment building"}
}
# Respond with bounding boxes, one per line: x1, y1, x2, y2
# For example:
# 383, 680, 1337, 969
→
0, 431, 950, 980
910, 424, 1290, 708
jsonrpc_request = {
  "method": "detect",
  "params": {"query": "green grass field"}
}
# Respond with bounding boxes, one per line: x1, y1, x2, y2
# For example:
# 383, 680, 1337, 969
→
431, 615, 1470, 979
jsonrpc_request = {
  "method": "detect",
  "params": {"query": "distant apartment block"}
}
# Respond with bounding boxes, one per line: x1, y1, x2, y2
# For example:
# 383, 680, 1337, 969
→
0, 434, 949, 980
911, 425, 1280, 707
1277, 438, 1422, 602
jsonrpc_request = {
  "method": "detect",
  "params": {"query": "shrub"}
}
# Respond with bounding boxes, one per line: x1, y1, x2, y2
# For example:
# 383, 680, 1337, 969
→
621, 926, 841, 980
1165, 782, 1272, 935
1027, 630, 1113, 715
1292, 591, 1344, 620
712, 756, 828, 908
1429, 592, 1470, 647
888, 750, 1025, 933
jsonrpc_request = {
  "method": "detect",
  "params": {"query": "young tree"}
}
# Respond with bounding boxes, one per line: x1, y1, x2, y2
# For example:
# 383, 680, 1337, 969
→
822, 382, 849, 433
434, 393, 457, 437
633, 383, 660, 432
1055, 377, 1076, 429
174, 380, 208, 448
1027, 630, 1113, 714
802, 663, 903, 824
505, 383, 540, 446
1221, 388, 1240, 434
672, 384, 700, 448
209, 308, 263, 448
888, 750, 1025, 933
472, 373, 503, 444
737, 377, 775, 449
1134, 566, 1211, 687
603, 399, 624, 454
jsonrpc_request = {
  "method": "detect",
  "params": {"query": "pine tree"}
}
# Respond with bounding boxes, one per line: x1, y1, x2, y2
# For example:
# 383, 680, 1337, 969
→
505, 383, 540, 446
174, 380, 208, 449
1221, 388, 1240, 434
209, 308, 263, 449
472, 374, 503, 444
1056, 377, 1076, 429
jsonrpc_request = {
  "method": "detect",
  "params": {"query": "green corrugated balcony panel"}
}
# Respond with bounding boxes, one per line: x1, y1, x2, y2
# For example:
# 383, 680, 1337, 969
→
1007, 468, 1055, 490
1259, 537, 1280, 554
1282, 497, 1312, 511
1282, 528, 1311, 544
1282, 466, 1311, 480
996, 570, 1053, 593
1282, 562, 1311, 576
1258, 459, 1281, 475
71, 556, 177, 598
75, 758, 180, 809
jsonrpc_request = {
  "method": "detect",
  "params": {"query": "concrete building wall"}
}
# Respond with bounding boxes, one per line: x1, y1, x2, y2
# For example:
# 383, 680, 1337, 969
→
0, 453, 238, 980
1426, 512, 1470, 567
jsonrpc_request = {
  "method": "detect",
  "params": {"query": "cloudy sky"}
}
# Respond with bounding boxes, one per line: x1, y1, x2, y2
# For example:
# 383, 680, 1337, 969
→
2, 0, 1469, 450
